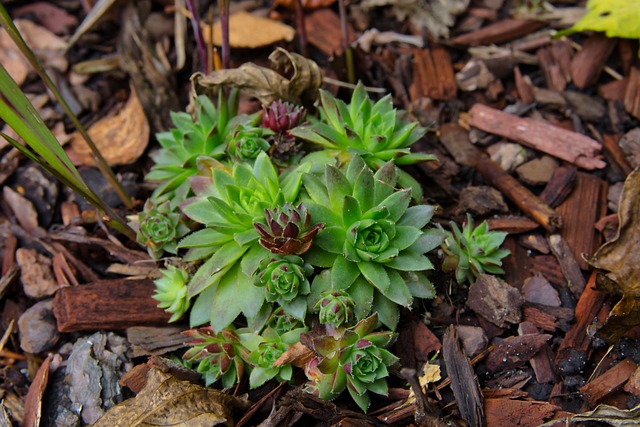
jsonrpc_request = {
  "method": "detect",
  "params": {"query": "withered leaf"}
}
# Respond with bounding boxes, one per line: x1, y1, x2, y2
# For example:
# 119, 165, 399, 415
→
194, 48, 322, 108
68, 86, 150, 166
93, 368, 248, 427
591, 167, 640, 294
571, 403, 640, 426
590, 167, 640, 342
203, 11, 295, 49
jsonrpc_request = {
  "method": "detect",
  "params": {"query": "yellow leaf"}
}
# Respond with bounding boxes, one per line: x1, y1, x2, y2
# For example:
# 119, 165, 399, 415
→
202, 11, 295, 49
407, 362, 441, 403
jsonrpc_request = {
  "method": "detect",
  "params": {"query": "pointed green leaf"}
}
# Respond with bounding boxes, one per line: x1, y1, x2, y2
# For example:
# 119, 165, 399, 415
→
367, 378, 389, 396
209, 265, 245, 332
283, 297, 307, 320
188, 241, 247, 297
372, 292, 399, 330
383, 269, 413, 306
346, 276, 374, 320
392, 226, 422, 251
378, 190, 410, 222
348, 386, 370, 412
189, 284, 217, 327
386, 252, 434, 271
178, 228, 232, 248
403, 271, 436, 299
326, 166, 352, 212
315, 226, 346, 254
342, 196, 362, 228
331, 255, 361, 290
398, 205, 436, 228
358, 262, 390, 294
410, 228, 446, 253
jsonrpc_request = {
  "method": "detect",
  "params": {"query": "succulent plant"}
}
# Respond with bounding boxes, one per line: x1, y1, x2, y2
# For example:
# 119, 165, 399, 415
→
289, 83, 436, 199
228, 124, 272, 161
301, 155, 445, 329
183, 326, 252, 387
262, 100, 305, 134
244, 326, 306, 388
441, 214, 510, 284
145, 90, 257, 202
303, 313, 398, 412
267, 306, 306, 336
152, 265, 191, 322
254, 203, 324, 255
315, 290, 356, 330
253, 255, 313, 320
178, 152, 309, 332
133, 197, 190, 259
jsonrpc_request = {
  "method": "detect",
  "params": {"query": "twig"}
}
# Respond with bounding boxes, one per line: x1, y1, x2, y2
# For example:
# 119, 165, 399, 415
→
185, 0, 208, 73
322, 77, 387, 93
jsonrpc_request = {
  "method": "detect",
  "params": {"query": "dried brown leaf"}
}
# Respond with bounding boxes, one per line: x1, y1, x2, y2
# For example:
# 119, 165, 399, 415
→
203, 11, 295, 49
591, 167, 640, 294
93, 368, 248, 427
68, 86, 149, 166
194, 48, 322, 107
0, 19, 67, 86
589, 167, 640, 341
570, 403, 640, 426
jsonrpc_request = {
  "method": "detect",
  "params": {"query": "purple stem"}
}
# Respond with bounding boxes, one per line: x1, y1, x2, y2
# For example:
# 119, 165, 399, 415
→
219, 0, 230, 69
185, 0, 209, 73
294, 0, 308, 56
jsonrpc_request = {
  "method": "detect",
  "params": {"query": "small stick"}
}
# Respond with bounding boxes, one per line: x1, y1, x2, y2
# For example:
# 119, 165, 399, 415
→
475, 155, 562, 232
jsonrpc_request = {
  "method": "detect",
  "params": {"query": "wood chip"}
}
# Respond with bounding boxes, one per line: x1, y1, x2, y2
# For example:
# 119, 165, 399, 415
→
485, 333, 552, 373
23, 356, 51, 427
484, 398, 567, 427
475, 155, 561, 232
548, 234, 586, 298
3, 187, 38, 233
555, 172, 608, 270
518, 322, 556, 383
53, 279, 171, 332
451, 19, 544, 46
580, 359, 638, 407
571, 34, 616, 90
127, 326, 187, 357
468, 104, 606, 170
556, 272, 605, 369
443, 326, 485, 427
409, 47, 457, 101
467, 274, 523, 328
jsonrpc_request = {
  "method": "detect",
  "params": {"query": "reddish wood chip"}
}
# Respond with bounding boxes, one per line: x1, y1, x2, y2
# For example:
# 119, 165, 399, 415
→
468, 104, 606, 170
485, 398, 567, 427
53, 279, 171, 332
581, 359, 638, 407
23, 356, 51, 427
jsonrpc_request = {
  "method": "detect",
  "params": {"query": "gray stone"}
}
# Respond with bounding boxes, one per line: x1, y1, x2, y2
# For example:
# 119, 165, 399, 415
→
18, 299, 59, 353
